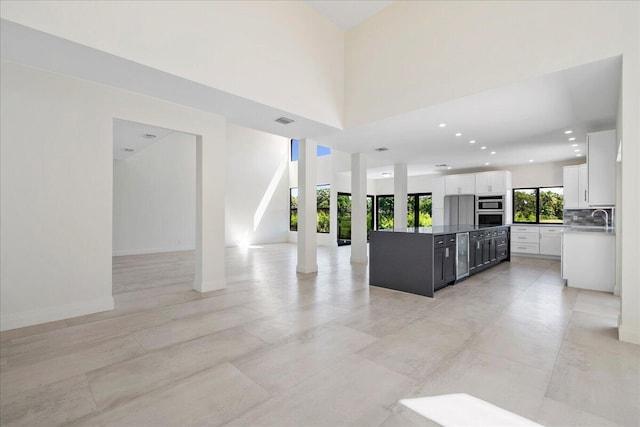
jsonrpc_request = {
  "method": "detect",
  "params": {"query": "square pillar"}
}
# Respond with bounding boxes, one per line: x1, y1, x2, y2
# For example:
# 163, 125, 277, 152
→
194, 133, 226, 292
351, 153, 368, 264
394, 163, 408, 229
297, 139, 318, 273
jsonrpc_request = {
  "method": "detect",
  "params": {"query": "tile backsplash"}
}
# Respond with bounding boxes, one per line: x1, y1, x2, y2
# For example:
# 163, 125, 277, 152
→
563, 208, 614, 227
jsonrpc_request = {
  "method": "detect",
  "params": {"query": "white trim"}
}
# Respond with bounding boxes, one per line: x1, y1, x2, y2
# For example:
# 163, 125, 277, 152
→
619, 316, 640, 345
113, 246, 196, 256
0, 296, 114, 332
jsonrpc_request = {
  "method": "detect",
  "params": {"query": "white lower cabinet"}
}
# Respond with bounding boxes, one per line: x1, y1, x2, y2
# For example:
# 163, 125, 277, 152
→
510, 225, 563, 257
562, 231, 615, 292
539, 226, 563, 256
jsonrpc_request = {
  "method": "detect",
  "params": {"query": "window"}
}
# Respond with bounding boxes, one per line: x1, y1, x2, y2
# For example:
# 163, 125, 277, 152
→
513, 187, 563, 224
316, 184, 330, 233
337, 193, 374, 245
289, 185, 331, 233
408, 193, 433, 227
376, 195, 394, 230
290, 139, 331, 161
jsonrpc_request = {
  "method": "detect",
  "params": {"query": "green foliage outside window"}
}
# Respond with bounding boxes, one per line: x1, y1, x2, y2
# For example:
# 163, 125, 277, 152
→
377, 196, 394, 230
514, 187, 563, 224
289, 185, 331, 233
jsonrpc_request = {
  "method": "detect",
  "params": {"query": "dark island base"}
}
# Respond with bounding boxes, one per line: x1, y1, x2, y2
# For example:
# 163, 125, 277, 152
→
369, 225, 510, 298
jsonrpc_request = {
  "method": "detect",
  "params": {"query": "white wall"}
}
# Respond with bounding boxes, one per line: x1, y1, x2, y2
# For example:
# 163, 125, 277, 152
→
346, 1, 638, 127
113, 131, 196, 256
0, 61, 226, 331
226, 124, 289, 247
0, 0, 344, 128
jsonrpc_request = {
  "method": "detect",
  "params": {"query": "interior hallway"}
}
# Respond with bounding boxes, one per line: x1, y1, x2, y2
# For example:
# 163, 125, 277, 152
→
0, 245, 638, 426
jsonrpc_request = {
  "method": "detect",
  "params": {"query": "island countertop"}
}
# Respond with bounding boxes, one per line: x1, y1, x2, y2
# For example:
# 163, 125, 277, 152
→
378, 224, 510, 235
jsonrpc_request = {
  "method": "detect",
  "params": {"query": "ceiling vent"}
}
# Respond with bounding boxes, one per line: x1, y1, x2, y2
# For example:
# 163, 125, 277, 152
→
435, 164, 449, 168
275, 117, 295, 125
374, 147, 389, 152
121, 147, 135, 152
142, 133, 157, 139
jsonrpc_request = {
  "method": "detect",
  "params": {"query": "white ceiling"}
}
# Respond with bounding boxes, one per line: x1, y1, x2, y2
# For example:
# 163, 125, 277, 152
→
304, 1, 395, 30
113, 119, 174, 160
318, 56, 621, 178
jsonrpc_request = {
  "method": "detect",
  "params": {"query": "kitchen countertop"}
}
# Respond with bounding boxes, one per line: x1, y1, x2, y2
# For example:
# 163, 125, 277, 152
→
378, 224, 508, 235
563, 226, 615, 235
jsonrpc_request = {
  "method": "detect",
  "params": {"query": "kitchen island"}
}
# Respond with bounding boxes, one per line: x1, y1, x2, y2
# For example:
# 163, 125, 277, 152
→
369, 225, 510, 297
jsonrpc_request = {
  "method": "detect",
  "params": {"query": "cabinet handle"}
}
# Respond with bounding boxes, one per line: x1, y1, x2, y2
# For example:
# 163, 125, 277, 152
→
584, 190, 587, 202
437, 240, 444, 244
477, 242, 480, 249
446, 247, 449, 257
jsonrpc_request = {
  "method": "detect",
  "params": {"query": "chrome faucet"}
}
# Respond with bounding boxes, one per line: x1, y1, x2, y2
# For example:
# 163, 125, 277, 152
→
591, 209, 609, 229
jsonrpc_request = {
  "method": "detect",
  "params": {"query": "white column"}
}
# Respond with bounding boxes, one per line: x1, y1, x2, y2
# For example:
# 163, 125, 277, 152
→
194, 133, 226, 292
394, 163, 408, 229
297, 139, 318, 273
618, 51, 640, 344
351, 153, 368, 263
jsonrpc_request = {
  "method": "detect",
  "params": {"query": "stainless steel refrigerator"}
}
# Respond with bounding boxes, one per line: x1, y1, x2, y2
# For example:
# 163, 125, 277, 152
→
444, 195, 475, 226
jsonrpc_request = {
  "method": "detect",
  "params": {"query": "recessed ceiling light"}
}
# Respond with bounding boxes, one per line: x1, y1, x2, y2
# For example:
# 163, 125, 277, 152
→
439, 123, 447, 127
469, 140, 476, 144
447, 166, 452, 170
381, 172, 392, 177
576, 154, 583, 157
490, 151, 496, 155
529, 159, 534, 162
565, 130, 573, 134
574, 149, 581, 152
485, 162, 490, 166
568, 137, 576, 141
571, 144, 578, 147
480, 146, 487, 150
456, 133, 462, 137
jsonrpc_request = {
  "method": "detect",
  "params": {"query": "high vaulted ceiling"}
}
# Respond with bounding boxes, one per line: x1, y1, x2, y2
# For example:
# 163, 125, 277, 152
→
319, 56, 621, 177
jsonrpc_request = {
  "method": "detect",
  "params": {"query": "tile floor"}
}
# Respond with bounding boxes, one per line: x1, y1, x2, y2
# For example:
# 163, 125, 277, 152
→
0, 244, 638, 426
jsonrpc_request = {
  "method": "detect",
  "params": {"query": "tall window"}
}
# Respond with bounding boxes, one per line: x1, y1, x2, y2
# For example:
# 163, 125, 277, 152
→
376, 195, 394, 230
513, 187, 563, 224
337, 193, 374, 245
290, 139, 331, 161
408, 193, 433, 227
289, 185, 331, 233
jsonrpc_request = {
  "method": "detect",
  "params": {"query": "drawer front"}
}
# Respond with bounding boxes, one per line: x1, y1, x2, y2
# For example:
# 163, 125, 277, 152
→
539, 227, 564, 235
445, 234, 457, 246
497, 247, 508, 259
511, 225, 538, 234
511, 233, 539, 243
434, 236, 447, 247
495, 236, 507, 246
496, 228, 508, 236
511, 242, 540, 254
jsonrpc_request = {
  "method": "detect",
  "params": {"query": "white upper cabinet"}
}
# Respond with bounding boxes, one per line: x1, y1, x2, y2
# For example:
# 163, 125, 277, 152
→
587, 130, 616, 206
564, 164, 588, 209
445, 174, 475, 195
474, 171, 511, 194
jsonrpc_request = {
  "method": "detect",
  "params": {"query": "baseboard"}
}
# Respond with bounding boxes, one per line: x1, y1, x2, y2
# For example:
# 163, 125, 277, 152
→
618, 318, 640, 345
0, 296, 114, 332
113, 246, 195, 256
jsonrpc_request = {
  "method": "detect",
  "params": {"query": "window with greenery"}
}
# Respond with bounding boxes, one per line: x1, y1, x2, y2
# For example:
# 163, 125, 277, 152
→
289, 185, 331, 233
376, 195, 394, 230
316, 184, 330, 233
407, 193, 433, 227
337, 193, 374, 245
513, 187, 563, 224
290, 139, 331, 161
